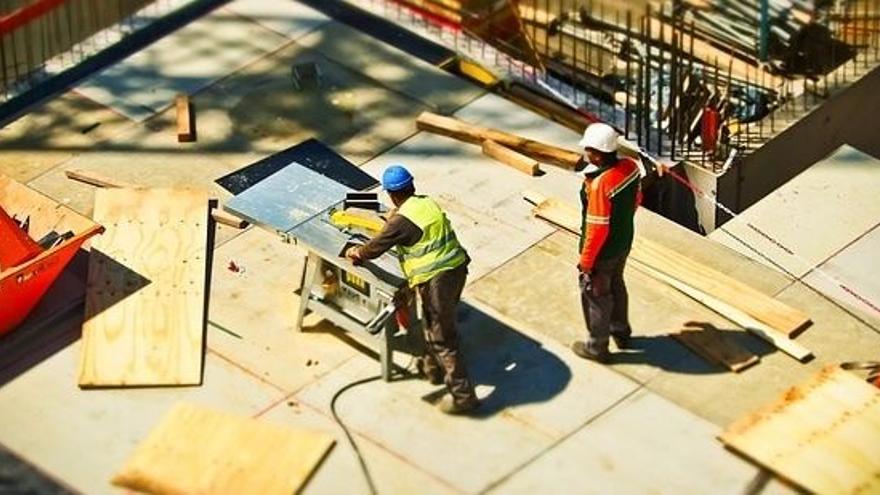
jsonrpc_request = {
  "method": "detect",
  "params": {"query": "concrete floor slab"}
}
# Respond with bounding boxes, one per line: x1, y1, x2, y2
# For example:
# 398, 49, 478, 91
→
259, 403, 459, 495
0, 342, 285, 495
801, 223, 880, 326
224, 0, 330, 40
465, 229, 764, 385
207, 228, 361, 392
297, 21, 484, 113
191, 41, 427, 165
291, 354, 556, 493
487, 388, 795, 495
710, 145, 880, 278
0, 92, 133, 183
75, 9, 289, 121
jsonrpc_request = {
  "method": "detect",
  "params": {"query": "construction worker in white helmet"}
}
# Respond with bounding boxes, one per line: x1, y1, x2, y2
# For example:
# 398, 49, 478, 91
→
346, 164, 480, 415
572, 123, 642, 363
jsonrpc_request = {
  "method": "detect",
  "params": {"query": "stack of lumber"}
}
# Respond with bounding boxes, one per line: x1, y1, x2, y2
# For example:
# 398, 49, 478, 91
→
720, 365, 880, 493
521, 190, 814, 365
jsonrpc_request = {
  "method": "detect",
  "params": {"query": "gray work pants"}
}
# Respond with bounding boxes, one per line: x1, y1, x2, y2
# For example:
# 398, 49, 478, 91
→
417, 263, 477, 404
579, 252, 632, 353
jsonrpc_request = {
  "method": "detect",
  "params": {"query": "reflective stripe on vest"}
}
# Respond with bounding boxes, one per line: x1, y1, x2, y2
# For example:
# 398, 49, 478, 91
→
397, 196, 467, 287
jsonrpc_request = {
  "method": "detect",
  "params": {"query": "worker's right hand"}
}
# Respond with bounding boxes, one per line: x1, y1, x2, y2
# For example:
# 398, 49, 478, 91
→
345, 246, 363, 264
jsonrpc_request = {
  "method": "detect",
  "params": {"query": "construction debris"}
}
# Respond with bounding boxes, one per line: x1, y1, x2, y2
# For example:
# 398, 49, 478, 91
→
113, 403, 334, 495
175, 94, 195, 143
720, 365, 880, 494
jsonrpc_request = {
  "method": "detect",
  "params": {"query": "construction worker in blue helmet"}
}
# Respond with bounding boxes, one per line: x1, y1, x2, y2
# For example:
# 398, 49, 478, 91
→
345, 164, 479, 415
572, 123, 642, 364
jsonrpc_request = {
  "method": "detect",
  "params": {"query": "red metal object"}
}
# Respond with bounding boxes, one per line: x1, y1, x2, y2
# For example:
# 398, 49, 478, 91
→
0, 0, 67, 36
1, 176, 104, 336
0, 206, 42, 268
701, 106, 720, 153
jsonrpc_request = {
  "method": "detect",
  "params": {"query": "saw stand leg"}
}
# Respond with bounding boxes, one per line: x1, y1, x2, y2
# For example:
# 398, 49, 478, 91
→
295, 251, 321, 332
379, 317, 396, 382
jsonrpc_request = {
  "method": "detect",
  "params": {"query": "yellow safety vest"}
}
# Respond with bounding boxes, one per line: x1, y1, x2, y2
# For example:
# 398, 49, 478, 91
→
396, 196, 468, 287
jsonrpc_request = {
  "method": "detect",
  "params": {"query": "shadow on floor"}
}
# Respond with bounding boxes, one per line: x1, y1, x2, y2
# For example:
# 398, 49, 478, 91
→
450, 303, 572, 418
610, 321, 778, 374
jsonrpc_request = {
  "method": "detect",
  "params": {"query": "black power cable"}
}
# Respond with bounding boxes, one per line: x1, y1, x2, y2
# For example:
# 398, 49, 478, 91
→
330, 375, 382, 495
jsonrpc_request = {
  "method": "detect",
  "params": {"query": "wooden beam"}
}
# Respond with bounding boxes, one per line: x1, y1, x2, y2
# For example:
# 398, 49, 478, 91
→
65, 169, 248, 229
481, 140, 541, 176
417, 112, 581, 170
175, 94, 195, 143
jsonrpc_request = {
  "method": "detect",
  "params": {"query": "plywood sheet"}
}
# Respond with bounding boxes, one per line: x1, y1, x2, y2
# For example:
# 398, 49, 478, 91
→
720, 365, 880, 494
78, 188, 211, 387
113, 403, 334, 495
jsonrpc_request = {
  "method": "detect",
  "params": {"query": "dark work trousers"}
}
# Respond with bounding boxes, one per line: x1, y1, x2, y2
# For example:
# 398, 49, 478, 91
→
579, 251, 632, 353
416, 263, 476, 404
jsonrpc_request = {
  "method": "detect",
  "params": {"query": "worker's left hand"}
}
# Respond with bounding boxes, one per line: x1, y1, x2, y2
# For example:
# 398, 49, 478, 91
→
345, 246, 363, 264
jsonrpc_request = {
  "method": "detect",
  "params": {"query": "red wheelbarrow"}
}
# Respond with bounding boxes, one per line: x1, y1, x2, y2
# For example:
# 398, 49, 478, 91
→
0, 175, 104, 336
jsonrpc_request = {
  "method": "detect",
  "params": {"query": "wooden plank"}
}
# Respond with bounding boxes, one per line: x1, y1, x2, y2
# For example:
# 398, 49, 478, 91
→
416, 111, 581, 170
636, 260, 812, 362
78, 188, 211, 387
671, 325, 759, 372
112, 403, 335, 495
65, 169, 248, 229
632, 238, 812, 337
175, 94, 195, 143
481, 140, 541, 176
521, 191, 811, 337
720, 366, 880, 494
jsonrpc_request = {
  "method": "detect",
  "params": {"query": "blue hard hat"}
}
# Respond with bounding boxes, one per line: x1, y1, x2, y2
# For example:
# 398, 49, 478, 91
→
382, 164, 413, 192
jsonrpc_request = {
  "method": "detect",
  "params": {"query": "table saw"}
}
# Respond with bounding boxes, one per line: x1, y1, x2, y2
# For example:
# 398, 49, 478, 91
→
225, 160, 421, 381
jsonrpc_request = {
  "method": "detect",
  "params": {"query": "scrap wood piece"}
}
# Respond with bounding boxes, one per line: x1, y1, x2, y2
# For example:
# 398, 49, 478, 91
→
65, 169, 247, 229
720, 365, 880, 494
520, 191, 812, 339
416, 111, 581, 170
633, 260, 812, 362
113, 403, 335, 495
175, 94, 195, 143
481, 140, 541, 176
78, 188, 211, 387
671, 323, 760, 372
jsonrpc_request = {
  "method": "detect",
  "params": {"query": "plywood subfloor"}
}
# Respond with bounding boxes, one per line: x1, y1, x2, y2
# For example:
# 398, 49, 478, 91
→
78, 188, 211, 387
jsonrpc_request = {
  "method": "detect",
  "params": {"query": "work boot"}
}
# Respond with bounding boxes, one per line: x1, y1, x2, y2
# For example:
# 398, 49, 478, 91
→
571, 341, 610, 364
611, 333, 631, 349
415, 356, 443, 385
438, 395, 480, 415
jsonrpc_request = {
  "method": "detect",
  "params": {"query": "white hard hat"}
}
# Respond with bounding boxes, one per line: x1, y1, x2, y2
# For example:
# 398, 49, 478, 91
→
578, 123, 619, 153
